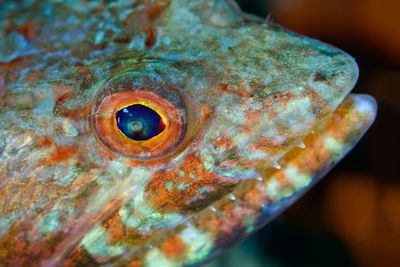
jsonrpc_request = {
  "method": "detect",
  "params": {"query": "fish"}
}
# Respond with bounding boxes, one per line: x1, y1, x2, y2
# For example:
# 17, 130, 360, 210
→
0, 0, 376, 266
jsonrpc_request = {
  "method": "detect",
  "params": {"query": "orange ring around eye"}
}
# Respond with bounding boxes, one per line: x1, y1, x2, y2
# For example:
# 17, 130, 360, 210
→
92, 90, 184, 160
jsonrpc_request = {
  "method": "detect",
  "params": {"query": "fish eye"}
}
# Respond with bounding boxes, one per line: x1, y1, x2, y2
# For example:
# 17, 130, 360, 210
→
91, 74, 187, 161
116, 104, 166, 141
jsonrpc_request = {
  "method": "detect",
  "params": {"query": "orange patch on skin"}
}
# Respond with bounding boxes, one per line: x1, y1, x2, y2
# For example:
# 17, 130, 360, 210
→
237, 109, 262, 134
46, 146, 78, 165
250, 136, 285, 153
100, 208, 151, 245
212, 136, 235, 151
274, 92, 295, 109
161, 236, 187, 260
76, 66, 92, 79
56, 91, 73, 104
0, 56, 32, 72
245, 186, 268, 208
37, 136, 53, 147
218, 83, 251, 98
103, 211, 124, 240
147, 1, 170, 21
57, 102, 91, 121
129, 259, 142, 267
0, 223, 64, 265
266, 107, 277, 120
244, 109, 262, 122
124, 1, 169, 26
325, 98, 357, 138
198, 216, 221, 235
0, 57, 22, 71
144, 26, 157, 49
64, 245, 93, 266
145, 154, 235, 212
53, 85, 73, 103
198, 202, 248, 236
24, 70, 44, 81
241, 92, 294, 124
17, 21, 35, 41
219, 84, 229, 92
274, 169, 290, 187
298, 135, 327, 173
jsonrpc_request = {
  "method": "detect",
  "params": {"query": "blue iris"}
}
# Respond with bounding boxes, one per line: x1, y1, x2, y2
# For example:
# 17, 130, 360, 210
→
116, 104, 165, 141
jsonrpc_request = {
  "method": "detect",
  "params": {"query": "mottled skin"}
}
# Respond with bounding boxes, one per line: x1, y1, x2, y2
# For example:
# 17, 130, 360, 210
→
0, 0, 376, 266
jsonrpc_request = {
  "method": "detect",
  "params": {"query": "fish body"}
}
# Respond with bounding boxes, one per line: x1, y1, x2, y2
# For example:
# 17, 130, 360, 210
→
0, 0, 376, 266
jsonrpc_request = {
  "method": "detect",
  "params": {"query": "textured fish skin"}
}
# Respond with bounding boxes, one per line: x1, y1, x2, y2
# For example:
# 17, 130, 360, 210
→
0, 0, 376, 266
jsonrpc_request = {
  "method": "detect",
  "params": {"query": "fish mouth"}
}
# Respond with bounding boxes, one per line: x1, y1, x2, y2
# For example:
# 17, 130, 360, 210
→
253, 93, 376, 205
201, 93, 377, 252
218, 94, 377, 227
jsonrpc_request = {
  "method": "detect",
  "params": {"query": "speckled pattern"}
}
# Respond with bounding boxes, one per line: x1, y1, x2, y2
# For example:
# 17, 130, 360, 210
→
0, 0, 376, 266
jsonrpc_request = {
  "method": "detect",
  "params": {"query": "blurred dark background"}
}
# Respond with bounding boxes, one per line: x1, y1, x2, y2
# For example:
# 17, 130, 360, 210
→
207, 0, 400, 266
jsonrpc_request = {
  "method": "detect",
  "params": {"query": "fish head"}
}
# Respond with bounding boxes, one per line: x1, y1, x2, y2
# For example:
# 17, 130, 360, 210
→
0, 0, 376, 265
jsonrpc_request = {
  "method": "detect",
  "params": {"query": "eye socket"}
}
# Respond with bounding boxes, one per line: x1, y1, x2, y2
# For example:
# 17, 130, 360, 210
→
92, 90, 186, 160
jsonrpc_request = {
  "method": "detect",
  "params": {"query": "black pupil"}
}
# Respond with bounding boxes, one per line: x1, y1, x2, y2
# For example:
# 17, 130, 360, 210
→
116, 104, 165, 141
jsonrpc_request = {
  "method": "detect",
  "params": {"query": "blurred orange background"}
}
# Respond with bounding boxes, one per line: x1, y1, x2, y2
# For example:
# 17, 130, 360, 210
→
209, 1, 400, 266
272, 1, 400, 266
272, 0, 400, 64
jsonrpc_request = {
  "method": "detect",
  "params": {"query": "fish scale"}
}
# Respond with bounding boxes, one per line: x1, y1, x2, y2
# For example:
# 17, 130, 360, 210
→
0, 0, 375, 266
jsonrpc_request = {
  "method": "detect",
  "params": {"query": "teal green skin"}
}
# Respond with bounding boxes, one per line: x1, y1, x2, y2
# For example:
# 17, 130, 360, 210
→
0, 0, 376, 266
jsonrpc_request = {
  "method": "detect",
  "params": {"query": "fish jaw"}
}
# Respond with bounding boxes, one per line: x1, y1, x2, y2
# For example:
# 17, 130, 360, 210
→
198, 94, 377, 265
252, 94, 377, 225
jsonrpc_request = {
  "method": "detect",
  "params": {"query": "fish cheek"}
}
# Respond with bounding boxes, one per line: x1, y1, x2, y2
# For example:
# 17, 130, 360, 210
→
144, 154, 238, 214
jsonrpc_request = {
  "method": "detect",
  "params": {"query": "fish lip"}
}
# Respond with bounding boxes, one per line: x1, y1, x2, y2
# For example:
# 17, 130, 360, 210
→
348, 93, 378, 122
261, 93, 376, 176
257, 49, 361, 175
260, 92, 377, 203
